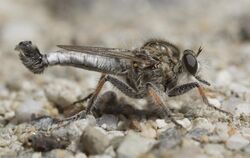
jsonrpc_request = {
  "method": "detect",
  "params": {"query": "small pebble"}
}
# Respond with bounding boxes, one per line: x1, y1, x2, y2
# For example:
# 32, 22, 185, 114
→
75, 153, 88, 158
222, 98, 250, 116
44, 79, 81, 109
158, 128, 182, 149
160, 146, 204, 158
43, 149, 74, 158
155, 119, 167, 129
234, 102, 250, 116
176, 118, 192, 130
4, 111, 15, 120
241, 128, 250, 140
80, 126, 110, 155
89, 155, 113, 158
226, 134, 249, 150
28, 133, 70, 152
214, 122, 229, 140
188, 128, 209, 140
104, 146, 116, 157
207, 98, 221, 108
52, 117, 96, 141
0, 137, 11, 147
140, 122, 157, 139
204, 144, 225, 158
97, 114, 119, 131
192, 118, 214, 132
107, 131, 124, 140
242, 144, 250, 154
181, 140, 200, 151
15, 99, 44, 123
117, 131, 156, 158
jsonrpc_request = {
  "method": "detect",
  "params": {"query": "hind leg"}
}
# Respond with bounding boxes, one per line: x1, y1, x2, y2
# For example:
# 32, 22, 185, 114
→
58, 75, 145, 125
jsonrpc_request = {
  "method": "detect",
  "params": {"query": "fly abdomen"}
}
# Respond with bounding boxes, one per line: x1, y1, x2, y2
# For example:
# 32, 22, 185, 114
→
15, 41, 129, 75
46, 51, 128, 74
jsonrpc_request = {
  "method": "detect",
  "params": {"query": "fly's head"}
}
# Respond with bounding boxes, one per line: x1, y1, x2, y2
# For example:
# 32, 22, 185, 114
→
177, 47, 211, 86
139, 39, 210, 86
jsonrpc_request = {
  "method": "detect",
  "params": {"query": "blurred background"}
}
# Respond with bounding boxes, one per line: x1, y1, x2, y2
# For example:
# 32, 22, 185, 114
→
1, 0, 250, 86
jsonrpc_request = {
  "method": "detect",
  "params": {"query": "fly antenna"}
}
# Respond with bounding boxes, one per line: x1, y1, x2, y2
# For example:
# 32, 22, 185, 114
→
196, 46, 203, 57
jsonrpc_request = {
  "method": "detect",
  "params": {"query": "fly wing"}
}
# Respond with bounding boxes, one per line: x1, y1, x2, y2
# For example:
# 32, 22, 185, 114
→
57, 45, 150, 64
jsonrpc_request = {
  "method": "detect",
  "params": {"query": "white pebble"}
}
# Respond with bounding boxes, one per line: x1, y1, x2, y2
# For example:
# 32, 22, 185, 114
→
241, 128, 250, 140
204, 144, 225, 158
222, 99, 250, 116
156, 119, 167, 129
207, 98, 221, 108
193, 118, 214, 132
117, 132, 156, 158
107, 131, 124, 140
234, 103, 250, 116
176, 118, 192, 130
15, 99, 44, 123
226, 134, 249, 150
101, 124, 108, 129
75, 153, 87, 158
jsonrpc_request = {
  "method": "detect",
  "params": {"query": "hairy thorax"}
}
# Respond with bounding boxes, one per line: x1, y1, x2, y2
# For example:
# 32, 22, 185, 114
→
127, 39, 182, 91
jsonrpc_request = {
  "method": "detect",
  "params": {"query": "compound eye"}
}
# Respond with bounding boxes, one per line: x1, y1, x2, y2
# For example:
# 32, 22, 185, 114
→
182, 50, 198, 75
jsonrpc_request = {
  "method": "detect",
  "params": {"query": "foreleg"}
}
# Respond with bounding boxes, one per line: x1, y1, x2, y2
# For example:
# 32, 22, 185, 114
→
168, 82, 232, 116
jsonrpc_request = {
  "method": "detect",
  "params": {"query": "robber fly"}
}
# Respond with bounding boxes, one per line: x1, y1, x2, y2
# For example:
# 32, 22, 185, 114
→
15, 39, 231, 127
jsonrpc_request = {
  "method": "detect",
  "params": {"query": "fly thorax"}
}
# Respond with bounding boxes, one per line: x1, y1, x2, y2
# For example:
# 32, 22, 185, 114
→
160, 62, 171, 73
173, 62, 182, 74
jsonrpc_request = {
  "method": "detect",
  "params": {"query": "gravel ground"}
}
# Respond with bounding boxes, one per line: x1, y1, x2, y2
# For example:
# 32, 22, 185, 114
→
0, 0, 250, 158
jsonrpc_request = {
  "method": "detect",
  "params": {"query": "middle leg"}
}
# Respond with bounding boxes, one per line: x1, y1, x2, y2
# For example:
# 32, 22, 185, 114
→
147, 83, 183, 127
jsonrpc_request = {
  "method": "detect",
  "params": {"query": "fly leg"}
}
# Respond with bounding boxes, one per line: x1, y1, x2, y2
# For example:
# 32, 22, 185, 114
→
65, 74, 107, 117
105, 76, 146, 99
90, 75, 147, 114
90, 75, 148, 116
86, 74, 107, 114
63, 92, 93, 117
60, 75, 144, 124
168, 82, 199, 97
168, 82, 232, 116
102, 77, 186, 127
71, 92, 94, 106
51, 74, 107, 129
147, 83, 183, 128
52, 76, 146, 128
86, 75, 146, 114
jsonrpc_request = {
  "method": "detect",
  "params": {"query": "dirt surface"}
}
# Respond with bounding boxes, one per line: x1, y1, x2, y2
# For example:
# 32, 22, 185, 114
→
0, 0, 250, 158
